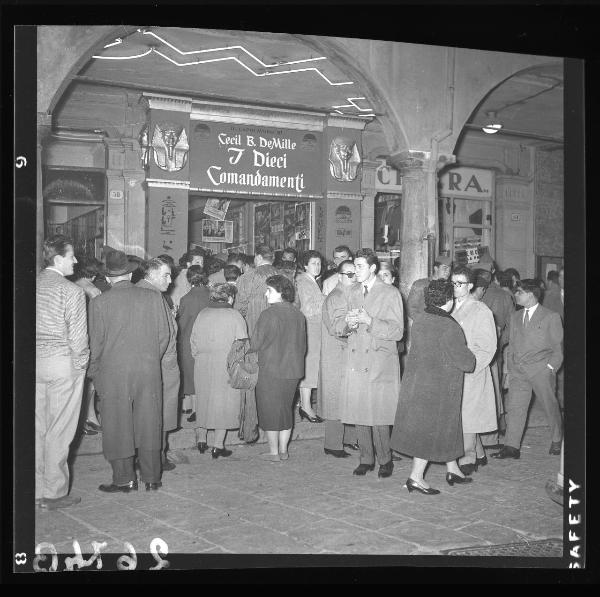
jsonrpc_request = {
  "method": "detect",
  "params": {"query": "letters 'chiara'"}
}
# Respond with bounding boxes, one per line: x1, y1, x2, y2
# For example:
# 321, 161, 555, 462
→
328, 137, 361, 182
140, 123, 189, 172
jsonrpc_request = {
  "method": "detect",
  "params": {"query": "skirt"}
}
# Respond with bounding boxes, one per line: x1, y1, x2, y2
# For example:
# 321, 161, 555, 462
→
256, 372, 299, 431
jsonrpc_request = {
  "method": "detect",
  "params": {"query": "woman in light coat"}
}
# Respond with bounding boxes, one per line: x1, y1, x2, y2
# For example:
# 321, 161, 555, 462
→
190, 283, 248, 458
450, 265, 498, 475
295, 250, 325, 422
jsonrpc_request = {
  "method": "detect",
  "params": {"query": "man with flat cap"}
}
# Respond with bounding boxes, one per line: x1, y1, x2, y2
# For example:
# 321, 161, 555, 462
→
88, 250, 171, 492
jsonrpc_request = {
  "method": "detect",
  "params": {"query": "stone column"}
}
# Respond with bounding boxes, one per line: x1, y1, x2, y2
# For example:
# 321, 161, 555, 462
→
37, 114, 53, 271
360, 160, 379, 249
389, 150, 431, 298
389, 149, 454, 298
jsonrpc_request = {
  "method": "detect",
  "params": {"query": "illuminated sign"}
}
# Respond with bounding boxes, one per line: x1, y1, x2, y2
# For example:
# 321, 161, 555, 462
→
189, 122, 322, 198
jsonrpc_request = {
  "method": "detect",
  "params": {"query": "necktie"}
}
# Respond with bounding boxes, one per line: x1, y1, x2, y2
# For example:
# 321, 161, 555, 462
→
523, 308, 530, 328
364, 285, 369, 297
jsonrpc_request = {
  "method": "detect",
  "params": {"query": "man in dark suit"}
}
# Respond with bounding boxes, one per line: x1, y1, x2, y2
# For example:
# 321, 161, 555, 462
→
137, 257, 182, 471
492, 279, 563, 460
88, 250, 171, 491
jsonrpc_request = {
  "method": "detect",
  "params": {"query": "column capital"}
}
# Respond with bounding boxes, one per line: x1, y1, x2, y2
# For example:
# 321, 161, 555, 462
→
389, 149, 455, 173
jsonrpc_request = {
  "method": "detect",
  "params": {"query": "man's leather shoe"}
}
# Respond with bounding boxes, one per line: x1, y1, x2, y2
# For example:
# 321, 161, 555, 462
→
549, 441, 561, 455
353, 463, 374, 476
343, 442, 360, 451
98, 480, 138, 493
40, 495, 82, 509
459, 463, 477, 476
162, 459, 176, 471
211, 447, 233, 459
145, 482, 162, 491
324, 448, 350, 458
476, 456, 488, 467
378, 461, 394, 478
491, 446, 521, 459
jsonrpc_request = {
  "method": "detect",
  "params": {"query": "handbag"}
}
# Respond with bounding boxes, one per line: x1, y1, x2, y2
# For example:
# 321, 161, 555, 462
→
227, 338, 259, 390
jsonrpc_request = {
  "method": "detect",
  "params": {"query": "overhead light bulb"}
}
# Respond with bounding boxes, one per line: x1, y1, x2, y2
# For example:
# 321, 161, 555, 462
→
482, 111, 503, 134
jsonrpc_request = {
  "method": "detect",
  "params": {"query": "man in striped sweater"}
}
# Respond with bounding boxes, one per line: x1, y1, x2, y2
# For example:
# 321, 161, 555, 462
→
36, 235, 89, 510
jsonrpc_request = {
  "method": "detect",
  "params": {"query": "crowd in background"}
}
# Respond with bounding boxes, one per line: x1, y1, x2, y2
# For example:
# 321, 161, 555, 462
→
35, 234, 565, 508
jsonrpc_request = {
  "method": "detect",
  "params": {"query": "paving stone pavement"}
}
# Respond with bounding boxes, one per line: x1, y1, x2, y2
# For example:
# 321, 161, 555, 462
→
36, 425, 563, 558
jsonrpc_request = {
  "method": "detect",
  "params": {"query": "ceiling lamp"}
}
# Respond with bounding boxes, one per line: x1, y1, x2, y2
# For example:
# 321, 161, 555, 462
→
482, 111, 503, 134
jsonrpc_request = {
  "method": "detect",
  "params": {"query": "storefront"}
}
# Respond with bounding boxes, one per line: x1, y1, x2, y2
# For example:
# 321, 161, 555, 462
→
142, 94, 366, 261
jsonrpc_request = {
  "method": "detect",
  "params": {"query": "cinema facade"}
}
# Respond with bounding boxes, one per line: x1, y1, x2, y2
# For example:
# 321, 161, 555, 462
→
37, 26, 564, 294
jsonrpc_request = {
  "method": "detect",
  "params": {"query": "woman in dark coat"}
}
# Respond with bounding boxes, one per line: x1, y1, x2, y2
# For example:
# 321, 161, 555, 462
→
250, 275, 307, 462
391, 279, 476, 494
176, 265, 210, 424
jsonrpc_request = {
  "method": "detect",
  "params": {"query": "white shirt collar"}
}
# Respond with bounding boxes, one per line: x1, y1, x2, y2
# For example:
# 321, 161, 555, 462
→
363, 275, 377, 293
524, 302, 539, 321
46, 267, 64, 277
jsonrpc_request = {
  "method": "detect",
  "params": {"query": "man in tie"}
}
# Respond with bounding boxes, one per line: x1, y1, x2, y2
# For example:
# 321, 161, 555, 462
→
492, 279, 563, 460
340, 249, 404, 478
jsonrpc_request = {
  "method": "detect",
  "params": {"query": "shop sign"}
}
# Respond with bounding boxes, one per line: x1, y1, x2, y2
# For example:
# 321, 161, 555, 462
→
189, 122, 322, 198
439, 167, 493, 198
375, 159, 402, 192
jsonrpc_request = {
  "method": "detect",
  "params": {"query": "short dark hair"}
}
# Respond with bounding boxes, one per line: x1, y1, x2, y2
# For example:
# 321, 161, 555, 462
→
504, 268, 521, 281
515, 278, 542, 300
143, 256, 171, 277
72, 256, 101, 280
209, 282, 237, 303
157, 254, 175, 268
471, 268, 491, 290
186, 265, 207, 287
224, 264, 242, 282
496, 271, 512, 288
281, 247, 297, 262
337, 259, 354, 273
354, 248, 380, 274
266, 274, 296, 303
227, 252, 245, 265
334, 245, 353, 258
425, 279, 454, 308
187, 247, 206, 261
301, 249, 322, 268
42, 234, 73, 268
255, 245, 274, 262
547, 270, 559, 283
452, 265, 473, 284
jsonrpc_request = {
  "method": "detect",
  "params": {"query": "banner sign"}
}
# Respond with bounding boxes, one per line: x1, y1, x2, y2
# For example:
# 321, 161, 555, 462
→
439, 167, 493, 198
189, 122, 323, 198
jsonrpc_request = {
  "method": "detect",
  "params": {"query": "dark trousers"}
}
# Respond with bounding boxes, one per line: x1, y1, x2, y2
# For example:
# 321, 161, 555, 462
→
111, 449, 161, 485
355, 425, 391, 466
505, 369, 562, 449
324, 420, 357, 451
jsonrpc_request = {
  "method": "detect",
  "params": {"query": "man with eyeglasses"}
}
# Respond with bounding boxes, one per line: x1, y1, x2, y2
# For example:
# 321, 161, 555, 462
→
340, 249, 404, 478
318, 260, 359, 457
492, 279, 563, 460
451, 265, 498, 476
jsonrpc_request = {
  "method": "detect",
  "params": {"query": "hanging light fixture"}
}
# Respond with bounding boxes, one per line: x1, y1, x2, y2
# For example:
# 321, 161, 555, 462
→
482, 111, 503, 134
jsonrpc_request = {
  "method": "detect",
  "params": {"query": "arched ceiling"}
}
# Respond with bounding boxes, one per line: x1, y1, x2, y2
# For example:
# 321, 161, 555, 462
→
77, 27, 378, 120
463, 64, 563, 144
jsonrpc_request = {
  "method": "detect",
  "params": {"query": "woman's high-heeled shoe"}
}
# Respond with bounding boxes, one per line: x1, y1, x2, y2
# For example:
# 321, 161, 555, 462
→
299, 407, 324, 423
405, 478, 440, 495
446, 472, 473, 486
197, 441, 208, 454
211, 447, 232, 459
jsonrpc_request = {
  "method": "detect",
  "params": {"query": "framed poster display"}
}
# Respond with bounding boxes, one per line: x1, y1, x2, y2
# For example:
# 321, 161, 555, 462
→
201, 219, 233, 243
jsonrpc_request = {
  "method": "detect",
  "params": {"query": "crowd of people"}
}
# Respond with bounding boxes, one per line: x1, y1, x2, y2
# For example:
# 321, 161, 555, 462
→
35, 234, 565, 509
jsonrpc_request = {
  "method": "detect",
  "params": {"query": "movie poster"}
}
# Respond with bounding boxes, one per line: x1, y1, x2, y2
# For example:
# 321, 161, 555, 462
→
201, 219, 233, 243
284, 202, 296, 248
254, 203, 271, 246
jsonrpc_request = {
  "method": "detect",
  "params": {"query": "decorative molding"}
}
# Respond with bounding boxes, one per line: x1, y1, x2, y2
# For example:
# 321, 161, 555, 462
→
326, 191, 363, 201
190, 99, 325, 131
48, 130, 106, 144
326, 114, 368, 131
389, 149, 432, 171
146, 178, 191, 190
143, 93, 192, 113
188, 185, 322, 200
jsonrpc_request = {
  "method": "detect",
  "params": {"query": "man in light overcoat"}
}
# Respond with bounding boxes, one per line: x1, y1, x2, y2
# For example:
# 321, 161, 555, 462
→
340, 249, 404, 478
